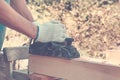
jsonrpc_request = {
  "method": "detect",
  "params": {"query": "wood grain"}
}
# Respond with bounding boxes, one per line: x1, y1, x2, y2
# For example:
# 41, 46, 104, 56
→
29, 55, 120, 80
3, 46, 29, 61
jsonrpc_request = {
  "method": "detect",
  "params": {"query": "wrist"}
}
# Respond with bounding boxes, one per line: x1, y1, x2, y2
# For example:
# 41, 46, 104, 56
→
31, 24, 37, 39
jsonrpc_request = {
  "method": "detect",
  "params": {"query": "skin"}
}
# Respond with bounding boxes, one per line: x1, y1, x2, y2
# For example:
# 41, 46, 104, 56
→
0, 0, 37, 39
10, 0, 34, 22
0, 1, 62, 79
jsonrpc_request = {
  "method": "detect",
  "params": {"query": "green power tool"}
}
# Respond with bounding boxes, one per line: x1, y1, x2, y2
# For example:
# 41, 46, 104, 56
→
29, 38, 80, 59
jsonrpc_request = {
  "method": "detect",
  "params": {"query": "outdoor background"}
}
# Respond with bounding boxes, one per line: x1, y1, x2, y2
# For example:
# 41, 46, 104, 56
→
3, 0, 120, 59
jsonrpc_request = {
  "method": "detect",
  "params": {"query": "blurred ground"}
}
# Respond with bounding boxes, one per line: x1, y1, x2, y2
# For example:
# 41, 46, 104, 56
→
3, 0, 120, 59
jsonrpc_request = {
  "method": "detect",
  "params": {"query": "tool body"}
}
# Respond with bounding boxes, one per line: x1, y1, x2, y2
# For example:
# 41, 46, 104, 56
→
29, 38, 80, 59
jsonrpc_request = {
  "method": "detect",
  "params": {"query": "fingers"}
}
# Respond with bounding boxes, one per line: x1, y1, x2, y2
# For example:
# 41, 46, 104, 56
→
34, 20, 67, 42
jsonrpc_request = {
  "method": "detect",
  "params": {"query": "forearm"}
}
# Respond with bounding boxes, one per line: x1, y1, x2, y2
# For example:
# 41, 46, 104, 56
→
0, 0, 37, 39
10, 0, 34, 22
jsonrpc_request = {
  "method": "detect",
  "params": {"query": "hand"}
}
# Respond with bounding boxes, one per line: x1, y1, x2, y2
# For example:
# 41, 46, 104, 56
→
33, 20, 66, 42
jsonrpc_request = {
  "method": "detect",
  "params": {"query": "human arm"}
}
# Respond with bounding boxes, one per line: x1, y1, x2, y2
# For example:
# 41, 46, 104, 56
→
10, 0, 34, 22
0, 0, 66, 42
0, 0, 37, 39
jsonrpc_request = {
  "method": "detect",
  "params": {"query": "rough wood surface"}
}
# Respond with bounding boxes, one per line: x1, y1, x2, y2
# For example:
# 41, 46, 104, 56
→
0, 47, 29, 80
0, 52, 6, 80
3, 47, 29, 61
0, 71, 6, 80
29, 55, 120, 80
29, 73, 56, 80
12, 69, 29, 80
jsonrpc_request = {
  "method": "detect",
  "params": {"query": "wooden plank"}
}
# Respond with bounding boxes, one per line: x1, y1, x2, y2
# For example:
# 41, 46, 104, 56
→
29, 55, 120, 80
0, 51, 3, 64
29, 73, 57, 80
12, 69, 29, 80
2, 47, 29, 80
0, 71, 6, 80
105, 49, 120, 65
0, 52, 5, 68
3, 46, 29, 61
0, 51, 6, 80
4, 60, 13, 80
